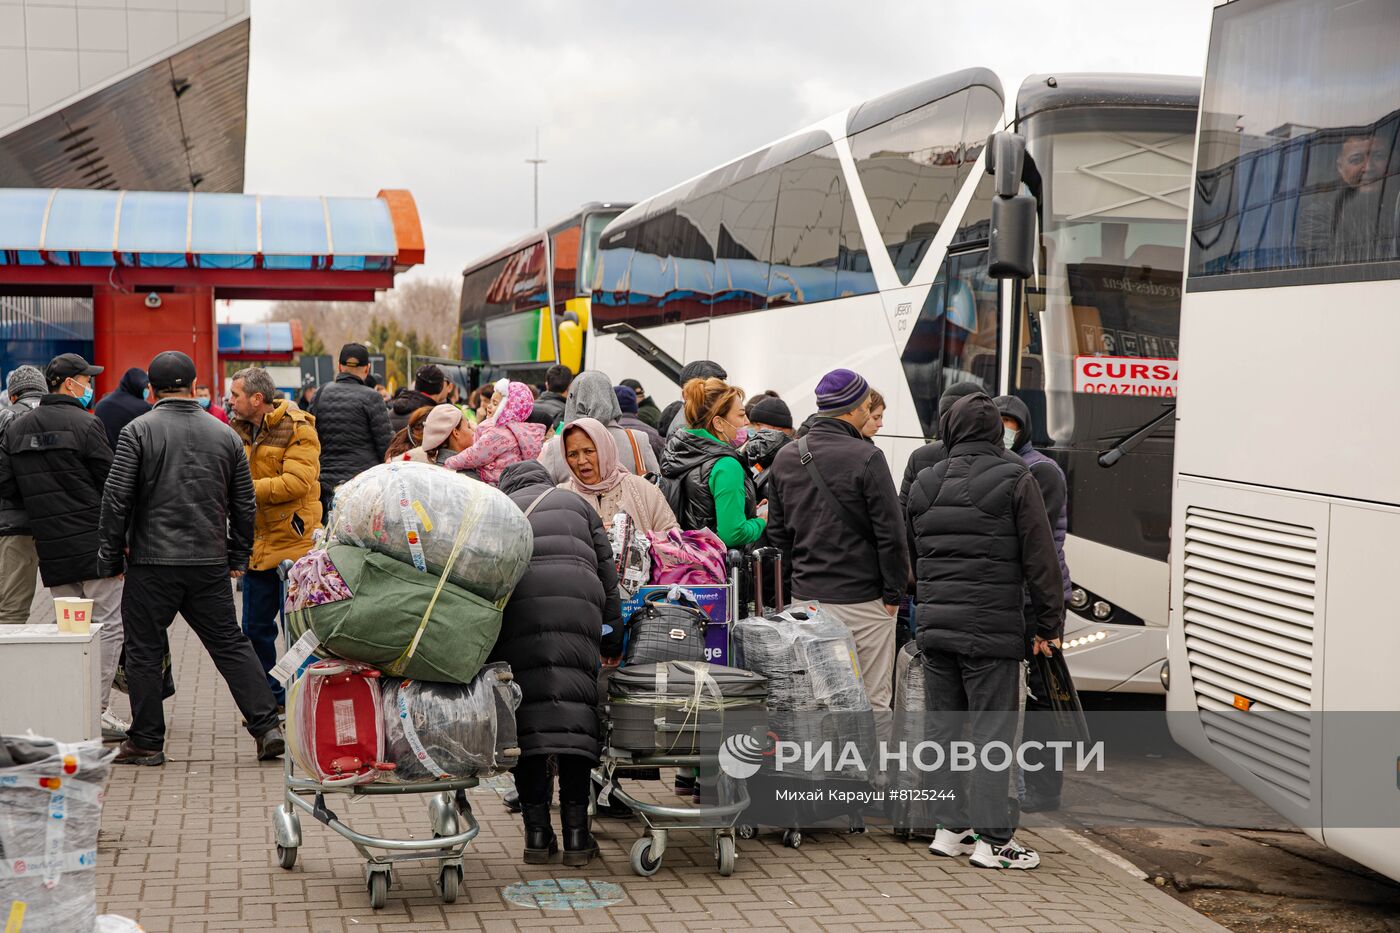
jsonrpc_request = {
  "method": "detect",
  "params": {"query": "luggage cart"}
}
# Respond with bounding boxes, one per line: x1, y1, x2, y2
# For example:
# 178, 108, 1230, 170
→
597, 555, 751, 877
273, 755, 481, 909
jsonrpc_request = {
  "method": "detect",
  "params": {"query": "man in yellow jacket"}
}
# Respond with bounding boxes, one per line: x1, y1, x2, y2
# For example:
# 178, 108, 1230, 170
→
229, 366, 322, 707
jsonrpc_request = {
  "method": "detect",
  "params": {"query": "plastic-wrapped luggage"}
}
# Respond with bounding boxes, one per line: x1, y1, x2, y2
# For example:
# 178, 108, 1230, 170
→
607, 661, 767, 754
325, 461, 532, 602
733, 601, 870, 713
380, 664, 523, 783
285, 660, 395, 786
0, 736, 116, 933
286, 545, 503, 686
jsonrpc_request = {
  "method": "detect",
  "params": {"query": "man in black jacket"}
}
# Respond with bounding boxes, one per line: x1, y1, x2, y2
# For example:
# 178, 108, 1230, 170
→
0, 353, 129, 737
0, 365, 44, 625
527, 364, 571, 430
388, 363, 450, 432
905, 391, 1064, 871
765, 368, 909, 711
98, 351, 283, 766
898, 381, 986, 509
93, 367, 150, 450
308, 343, 393, 520
620, 378, 661, 430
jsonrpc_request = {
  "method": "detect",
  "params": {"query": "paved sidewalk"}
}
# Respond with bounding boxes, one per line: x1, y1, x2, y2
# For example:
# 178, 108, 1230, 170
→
96, 616, 1229, 932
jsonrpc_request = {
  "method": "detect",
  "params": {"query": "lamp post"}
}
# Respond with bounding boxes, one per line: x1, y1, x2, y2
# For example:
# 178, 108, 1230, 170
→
394, 340, 411, 386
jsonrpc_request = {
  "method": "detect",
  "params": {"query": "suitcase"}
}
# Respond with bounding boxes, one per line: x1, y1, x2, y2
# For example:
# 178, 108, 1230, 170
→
285, 660, 396, 786
379, 663, 522, 783
622, 588, 709, 666
607, 660, 768, 754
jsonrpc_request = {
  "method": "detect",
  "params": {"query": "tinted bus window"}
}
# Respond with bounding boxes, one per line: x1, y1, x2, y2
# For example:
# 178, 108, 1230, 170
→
1190, 0, 1400, 283
628, 206, 714, 323
950, 86, 1007, 247
768, 145, 843, 306
713, 169, 779, 317
551, 223, 581, 299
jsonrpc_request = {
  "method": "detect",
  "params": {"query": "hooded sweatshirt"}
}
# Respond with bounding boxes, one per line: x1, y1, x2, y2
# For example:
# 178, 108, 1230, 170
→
905, 393, 1064, 658
899, 380, 1018, 508
538, 371, 659, 481
995, 395, 1071, 601
93, 367, 151, 450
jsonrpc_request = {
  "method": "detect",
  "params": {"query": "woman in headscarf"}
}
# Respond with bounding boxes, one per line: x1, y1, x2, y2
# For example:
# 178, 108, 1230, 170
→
559, 417, 678, 533
442, 381, 545, 485
539, 370, 659, 483
402, 404, 475, 466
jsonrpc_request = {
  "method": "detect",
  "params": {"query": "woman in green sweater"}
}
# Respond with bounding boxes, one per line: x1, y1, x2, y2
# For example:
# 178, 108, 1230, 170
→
658, 376, 767, 550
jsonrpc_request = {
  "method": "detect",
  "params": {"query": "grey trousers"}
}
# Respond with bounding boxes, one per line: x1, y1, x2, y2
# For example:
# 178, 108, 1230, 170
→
51, 576, 125, 713
0, 535, 39, 624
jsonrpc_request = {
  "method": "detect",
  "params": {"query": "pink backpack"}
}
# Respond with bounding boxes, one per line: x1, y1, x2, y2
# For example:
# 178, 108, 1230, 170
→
646, 528, 728, 586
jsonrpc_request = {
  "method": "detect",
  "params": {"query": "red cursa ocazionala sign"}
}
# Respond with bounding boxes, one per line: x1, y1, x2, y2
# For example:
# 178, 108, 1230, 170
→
1074, 356, 1178, 397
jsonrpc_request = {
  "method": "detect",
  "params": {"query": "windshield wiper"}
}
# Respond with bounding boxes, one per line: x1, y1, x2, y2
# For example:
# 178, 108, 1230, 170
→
1097, 403, 1176, 468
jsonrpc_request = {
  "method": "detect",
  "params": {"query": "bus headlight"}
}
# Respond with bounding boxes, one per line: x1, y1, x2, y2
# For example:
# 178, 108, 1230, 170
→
1160, 661, 1170, 690
1063, 630, 1110, 649
1069, 587, 1089, 611
1092, 600, 1113, 621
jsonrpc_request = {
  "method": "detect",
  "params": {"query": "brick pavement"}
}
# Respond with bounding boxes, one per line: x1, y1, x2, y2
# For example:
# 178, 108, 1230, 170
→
94, 611, 1230, 933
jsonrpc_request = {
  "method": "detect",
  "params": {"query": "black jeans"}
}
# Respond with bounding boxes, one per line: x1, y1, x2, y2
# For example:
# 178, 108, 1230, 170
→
513, 754, 595, 808
921, 651, 1021, 846
241, 568, 285, 704
123, 563, 281, 751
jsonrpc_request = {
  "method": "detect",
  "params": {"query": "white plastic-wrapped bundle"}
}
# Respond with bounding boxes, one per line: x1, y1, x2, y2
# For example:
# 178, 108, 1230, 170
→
733, 601, 870, 712
325, 461, 533, 602
380, 664, 522, 783
0, 736, 115, 932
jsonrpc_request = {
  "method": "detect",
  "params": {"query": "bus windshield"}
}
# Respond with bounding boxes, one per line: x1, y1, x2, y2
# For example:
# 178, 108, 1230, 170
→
1018, 106, 1195, 448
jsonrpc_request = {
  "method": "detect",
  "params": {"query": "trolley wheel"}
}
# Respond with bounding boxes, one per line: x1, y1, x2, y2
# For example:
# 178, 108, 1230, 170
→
716, 835, 736, 876
367, 871, 389, 909
439, 865, 461, 904
630, 837, 662, 877
782, 829, 802, 849
276, 843, 297, 870
736, 824, 756, 840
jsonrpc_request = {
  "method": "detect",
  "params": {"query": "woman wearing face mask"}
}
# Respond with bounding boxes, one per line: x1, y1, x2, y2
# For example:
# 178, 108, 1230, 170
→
560, 417, 678, 533
658, 376, 767, 549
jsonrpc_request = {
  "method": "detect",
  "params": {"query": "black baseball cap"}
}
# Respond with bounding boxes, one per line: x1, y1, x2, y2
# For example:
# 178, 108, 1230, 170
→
339, 343, 370, 366
148, 351, 197, 390
415, 363, 445, 394
45, 353, 103, 385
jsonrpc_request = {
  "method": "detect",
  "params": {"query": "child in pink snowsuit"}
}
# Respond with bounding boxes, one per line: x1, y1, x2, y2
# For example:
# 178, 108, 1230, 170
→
444, 381, 545, 485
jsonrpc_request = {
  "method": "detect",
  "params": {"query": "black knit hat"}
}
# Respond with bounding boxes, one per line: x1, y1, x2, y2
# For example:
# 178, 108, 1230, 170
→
748, 395, 793, 430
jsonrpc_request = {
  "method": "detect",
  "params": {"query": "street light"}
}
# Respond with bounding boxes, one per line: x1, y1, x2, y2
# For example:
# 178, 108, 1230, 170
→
394, 340, 412, 383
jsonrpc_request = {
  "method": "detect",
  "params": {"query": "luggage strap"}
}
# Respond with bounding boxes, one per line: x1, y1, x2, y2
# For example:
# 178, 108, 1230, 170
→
656, 661, 727, 754
389, 463, 428, 572
796, 436, 876, 546
395, 681, 449, 779
624, 429, 644, 474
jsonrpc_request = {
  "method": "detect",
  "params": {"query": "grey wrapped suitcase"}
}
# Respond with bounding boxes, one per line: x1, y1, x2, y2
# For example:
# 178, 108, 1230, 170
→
607, 660, 768, 754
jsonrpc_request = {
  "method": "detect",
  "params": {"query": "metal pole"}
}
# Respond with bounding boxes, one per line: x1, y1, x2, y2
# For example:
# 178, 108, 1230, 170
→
526, 127, 546, 227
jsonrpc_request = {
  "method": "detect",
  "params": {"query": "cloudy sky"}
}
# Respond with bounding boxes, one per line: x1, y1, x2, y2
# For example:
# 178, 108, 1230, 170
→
228, 0, 1219, 321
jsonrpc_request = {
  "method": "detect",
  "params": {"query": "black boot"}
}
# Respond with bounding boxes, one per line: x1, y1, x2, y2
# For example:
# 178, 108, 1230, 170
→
560, 802, 600, 867
521, 804, 557, 864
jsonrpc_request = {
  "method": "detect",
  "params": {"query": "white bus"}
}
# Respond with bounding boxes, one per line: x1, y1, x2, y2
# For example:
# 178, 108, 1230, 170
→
588, 68, 1198, 693
1166, 0, 1400, 878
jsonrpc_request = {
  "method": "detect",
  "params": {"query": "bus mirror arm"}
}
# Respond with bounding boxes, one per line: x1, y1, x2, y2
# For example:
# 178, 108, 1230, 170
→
1097, 404, 1176, 469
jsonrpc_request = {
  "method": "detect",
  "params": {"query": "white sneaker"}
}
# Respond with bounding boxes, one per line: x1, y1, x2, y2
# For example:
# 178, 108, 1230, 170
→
970, 837, 1041, 870
101, 709, 130, 741
928, 827, 977, 857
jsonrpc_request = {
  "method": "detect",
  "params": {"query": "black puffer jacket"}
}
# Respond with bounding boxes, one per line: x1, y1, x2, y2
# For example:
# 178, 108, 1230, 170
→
97, 399, 256, 575
0, 395, 113, 585
905, 393, 1064, 659
0, 391, 41, 536
93, 368, 150, 450
658, 428, 755, 534
898, 381, 989, 508
740, 428, 791, 496
309, 373, 393, 489
765, 417, 908, 606
492, 460, 621, 759
388, 388, 436, 433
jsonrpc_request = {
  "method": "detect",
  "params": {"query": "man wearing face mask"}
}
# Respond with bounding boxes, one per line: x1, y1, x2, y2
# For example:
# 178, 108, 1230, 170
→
0, 353, 129, 739
195, 383, 229, 424
764, 369, 909, 711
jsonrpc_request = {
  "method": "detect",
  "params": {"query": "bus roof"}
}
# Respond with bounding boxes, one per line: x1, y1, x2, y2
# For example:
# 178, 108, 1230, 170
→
460, 201, 631, 276
1016, 73, 1200, 124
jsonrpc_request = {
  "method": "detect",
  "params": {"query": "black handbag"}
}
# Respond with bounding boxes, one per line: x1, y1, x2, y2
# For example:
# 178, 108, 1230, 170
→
623, 588, 708, 666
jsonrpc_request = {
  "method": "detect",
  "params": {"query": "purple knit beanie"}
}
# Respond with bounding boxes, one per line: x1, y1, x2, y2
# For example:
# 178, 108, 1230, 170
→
814, 368, 870, 414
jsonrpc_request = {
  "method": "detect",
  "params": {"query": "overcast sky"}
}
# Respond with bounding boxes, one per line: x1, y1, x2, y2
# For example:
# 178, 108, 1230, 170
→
226, 0, 1219, 322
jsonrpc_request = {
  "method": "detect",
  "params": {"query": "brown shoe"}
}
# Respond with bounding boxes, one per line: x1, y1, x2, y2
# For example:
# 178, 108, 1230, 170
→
112, 740, 164, 766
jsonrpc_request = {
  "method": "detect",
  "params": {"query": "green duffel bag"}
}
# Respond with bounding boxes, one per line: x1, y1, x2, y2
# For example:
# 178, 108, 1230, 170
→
287, 544, 503, 686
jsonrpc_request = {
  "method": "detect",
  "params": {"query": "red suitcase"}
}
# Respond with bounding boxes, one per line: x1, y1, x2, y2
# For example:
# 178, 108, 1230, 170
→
286, 660, 396, 786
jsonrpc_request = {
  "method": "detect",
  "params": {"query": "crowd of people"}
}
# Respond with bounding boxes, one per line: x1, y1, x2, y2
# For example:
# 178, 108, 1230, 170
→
0, 340, 1070, 872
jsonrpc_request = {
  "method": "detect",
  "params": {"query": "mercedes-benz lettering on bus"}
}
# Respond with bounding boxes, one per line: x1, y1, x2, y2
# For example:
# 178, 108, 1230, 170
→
459, 202, 628, 381
1168, 0, 1400, 879
589, 68, 1199, 693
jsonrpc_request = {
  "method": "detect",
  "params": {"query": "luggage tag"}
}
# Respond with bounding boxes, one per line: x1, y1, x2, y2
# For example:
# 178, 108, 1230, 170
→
271, 630, 322, 684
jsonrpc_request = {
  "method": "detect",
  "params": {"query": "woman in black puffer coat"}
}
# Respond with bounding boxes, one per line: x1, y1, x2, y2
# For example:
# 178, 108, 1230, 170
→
495, 460, 620, 866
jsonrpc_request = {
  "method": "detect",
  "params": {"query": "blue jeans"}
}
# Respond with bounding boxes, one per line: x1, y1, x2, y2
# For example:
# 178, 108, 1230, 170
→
241, 567, 285, 705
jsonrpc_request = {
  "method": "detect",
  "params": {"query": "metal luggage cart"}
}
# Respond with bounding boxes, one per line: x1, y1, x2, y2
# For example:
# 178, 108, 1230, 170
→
273, 755, 481, 909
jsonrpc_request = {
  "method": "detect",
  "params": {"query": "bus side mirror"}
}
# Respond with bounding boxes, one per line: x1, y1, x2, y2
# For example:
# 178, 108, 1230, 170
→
985, 132, 1026, 199
989, 193, 1036, 280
